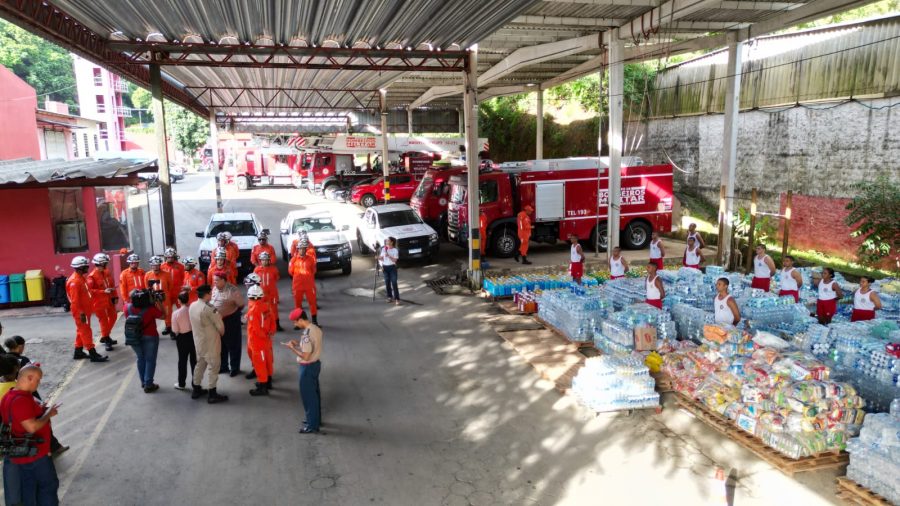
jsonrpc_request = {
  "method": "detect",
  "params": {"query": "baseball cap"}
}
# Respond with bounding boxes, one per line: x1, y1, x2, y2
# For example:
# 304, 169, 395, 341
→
289, 308, 308, 322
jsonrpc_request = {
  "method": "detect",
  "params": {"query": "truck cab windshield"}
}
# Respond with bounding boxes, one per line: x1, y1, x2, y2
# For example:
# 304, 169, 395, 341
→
413, 177, 433, 199
450, 184, 467, 205
378, 211, 423, 228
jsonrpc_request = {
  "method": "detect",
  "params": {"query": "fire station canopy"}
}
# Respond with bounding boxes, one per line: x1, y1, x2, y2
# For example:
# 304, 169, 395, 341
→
0, 0, 880, 118
0, 157, 156, 186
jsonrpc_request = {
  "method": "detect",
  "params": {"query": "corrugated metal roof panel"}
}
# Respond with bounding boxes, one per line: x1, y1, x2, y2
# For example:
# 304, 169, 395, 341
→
0, 158, 154, 185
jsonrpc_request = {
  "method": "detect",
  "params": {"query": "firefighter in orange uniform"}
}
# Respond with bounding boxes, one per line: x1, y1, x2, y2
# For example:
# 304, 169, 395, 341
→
119, 253, 147, 303
288, 231, 318, 325
219, 232, 240, 267
515, 204, 533, 265
161, 247, 186, 309
86, 253, 118, 352
207, 249, 237, 285
251, 231, 276, 268
181, 256, 205, 304
145, 255, 174, 336
246, 285, 276, 396
254, 251, 283, 331
289, 231, 316, 258
67, 256, 108, 362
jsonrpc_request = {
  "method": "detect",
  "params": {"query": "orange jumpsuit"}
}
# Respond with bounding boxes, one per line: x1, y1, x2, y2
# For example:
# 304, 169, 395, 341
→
119, 267, 147, 303
246, 299, 276, 383
289, 238, 316, 258
66, 271, 95, 350
182, 268, 205, 305
145, 270, 173, 327
86, 268, 117, 338
254, 264, 280, 311
517, 210, 532, 257
225, 241, 240, 265
479, 212, 488, 256
288, 246, 317, 316
251, 243, 277, 267
161, 261, 186, 308
207, 261, 237, 285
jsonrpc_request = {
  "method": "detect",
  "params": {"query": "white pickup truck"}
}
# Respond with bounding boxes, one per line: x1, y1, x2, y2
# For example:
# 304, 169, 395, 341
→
356, 204, 439, 263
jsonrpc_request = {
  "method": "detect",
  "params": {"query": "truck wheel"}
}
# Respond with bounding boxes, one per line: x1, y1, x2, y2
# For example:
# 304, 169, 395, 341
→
341, 263, 352, 275
590, 224, 609, 252
356, 232, 371, 255
236, 176, 249, 191
323, 184, 339, 200
623, 221, 651, 249
361, 194, 377, 208
491, 226, 518, 258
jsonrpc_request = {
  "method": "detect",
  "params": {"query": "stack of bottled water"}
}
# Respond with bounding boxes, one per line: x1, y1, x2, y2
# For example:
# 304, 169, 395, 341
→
599, 278, 648, 309
795, 324, 835, 357
537, 287, 612, 343
571, 355, 660, 412
845, 405, 900, 504
594, 304, 676, 353
670, 303, 715, 341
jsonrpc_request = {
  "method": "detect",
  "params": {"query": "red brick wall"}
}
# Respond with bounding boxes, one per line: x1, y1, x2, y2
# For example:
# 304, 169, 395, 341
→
778, 194, 863, 261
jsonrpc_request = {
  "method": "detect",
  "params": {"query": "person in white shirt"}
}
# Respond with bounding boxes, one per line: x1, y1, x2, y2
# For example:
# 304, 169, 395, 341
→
378, 237, 401, 305
648, 231, 665, 270
568, 234, 585, 284
683, 237, 704, 270
608, 246, 628, 280
686, 223, 705, 249
714, 278, 741, 325
851, 276, 882, 322
171, 291, 197, 391
778, 255, 803, 303
645, 262, 665, 309
751, 244, 776, 292
816, 267, 843, 324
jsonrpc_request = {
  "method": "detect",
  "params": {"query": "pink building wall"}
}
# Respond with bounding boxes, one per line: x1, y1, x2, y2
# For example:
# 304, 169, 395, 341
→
0, 65, 41, 160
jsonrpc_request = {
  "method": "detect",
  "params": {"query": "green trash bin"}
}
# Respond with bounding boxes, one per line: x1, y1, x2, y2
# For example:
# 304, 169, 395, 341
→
9, 273, 26, 303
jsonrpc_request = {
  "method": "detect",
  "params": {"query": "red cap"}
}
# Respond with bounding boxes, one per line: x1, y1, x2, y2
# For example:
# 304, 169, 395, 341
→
213, 270, 227, 279
289, 308, 307, 321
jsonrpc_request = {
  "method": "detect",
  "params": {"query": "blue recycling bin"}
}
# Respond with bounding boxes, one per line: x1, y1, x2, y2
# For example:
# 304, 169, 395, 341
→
0, 275, 9, 304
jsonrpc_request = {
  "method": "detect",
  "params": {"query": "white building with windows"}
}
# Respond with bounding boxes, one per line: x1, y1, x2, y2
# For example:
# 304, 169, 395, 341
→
73, 55, 130, 153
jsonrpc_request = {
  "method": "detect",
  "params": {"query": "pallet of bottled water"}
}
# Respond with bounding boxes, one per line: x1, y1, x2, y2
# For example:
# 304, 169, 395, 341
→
570, 355, 660, 413
670, 303, 714, 341
537, 287, 612, 343
599, 278, 647, 309
845, 406, 900, 505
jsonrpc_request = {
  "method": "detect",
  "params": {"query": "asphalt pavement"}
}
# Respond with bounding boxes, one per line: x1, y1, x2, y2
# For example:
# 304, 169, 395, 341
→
0, 173, 841, 506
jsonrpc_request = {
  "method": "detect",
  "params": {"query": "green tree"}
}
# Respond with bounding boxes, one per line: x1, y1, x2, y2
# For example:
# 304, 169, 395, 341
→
845, 176, 900, 271
546, 63, 657, 117
164, 102, 209, 161
0, 19, 78, 113
128, 85, 153, 125
796, 0, 900, 29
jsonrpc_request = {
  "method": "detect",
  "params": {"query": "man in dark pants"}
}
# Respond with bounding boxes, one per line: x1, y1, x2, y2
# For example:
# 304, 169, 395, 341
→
210, 272, 244, 377
283, 309, 322, 434
1, 365, 60, 505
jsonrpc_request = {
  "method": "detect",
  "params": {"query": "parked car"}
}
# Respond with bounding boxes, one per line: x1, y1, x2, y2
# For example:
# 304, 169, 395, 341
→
279, 210, 353, 275
350, 173, 422, 207
356, 204, 439, 262
195, 212, 266, 278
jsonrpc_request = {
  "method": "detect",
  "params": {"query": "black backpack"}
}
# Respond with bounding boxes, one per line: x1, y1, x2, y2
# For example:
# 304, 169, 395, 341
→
123, 305, 148, 346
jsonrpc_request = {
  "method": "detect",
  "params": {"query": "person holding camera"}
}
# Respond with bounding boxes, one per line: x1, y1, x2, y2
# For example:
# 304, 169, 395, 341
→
145, 256, 175, 337
211, 272, 244, 377
66, 256, 108, 363
124, 289, 165, 393
189, 285, 228, 404
0, 365, 60, 505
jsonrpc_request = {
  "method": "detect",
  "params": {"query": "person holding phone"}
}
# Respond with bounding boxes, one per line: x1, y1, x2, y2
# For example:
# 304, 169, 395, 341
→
378, 237, 400, 305
283, 309, 323, 434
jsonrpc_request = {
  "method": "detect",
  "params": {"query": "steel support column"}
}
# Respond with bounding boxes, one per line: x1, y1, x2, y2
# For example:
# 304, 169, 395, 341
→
209, 107, 223, 213
150, 64, 177, 249
607, 31, 624, 253
379, 89, 391, 202
458, 108, 465, 136
718, 33, 743, 268
464, 49, 481, 287
535, 86, 544, 160
407, 108, 413, 136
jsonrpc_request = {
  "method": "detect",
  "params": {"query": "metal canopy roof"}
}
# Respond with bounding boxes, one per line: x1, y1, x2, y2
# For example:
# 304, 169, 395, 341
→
0, 0, 881, 118
0, 157, 155, 185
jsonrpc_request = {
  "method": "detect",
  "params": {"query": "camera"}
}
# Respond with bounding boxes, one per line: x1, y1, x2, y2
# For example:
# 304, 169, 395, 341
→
147, 280, 166, 302
0, 424, 43, 458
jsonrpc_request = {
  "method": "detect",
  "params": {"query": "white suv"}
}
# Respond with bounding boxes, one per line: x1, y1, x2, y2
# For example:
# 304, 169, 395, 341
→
195, 212, 266, 278
356, 204, 439, 263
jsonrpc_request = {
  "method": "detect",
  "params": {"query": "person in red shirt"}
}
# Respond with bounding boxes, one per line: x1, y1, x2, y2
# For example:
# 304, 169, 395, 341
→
0, 365, 60, 504
253, 252, 283, 331
66, 256, 108, 362
123, 289, 166, 393
246, 285, 276, 396
250, 231, 276, 268
161, 247, 186, 311
181, 256, 205, 305
119, 253, 146, 303
145, 256, 174, 336
86, 253, 118, 351
288, 233, 318, 325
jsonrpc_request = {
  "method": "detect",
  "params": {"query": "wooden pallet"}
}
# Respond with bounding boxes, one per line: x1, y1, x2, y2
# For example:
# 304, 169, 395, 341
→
533, 315, 595, 349
835, 477, 893, 506
674, 393, 849, 476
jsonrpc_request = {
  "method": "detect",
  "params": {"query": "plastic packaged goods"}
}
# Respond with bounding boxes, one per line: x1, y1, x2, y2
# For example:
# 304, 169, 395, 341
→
571, 355, 659, 412
846, 412, 900, 504
537, 287, 613, 343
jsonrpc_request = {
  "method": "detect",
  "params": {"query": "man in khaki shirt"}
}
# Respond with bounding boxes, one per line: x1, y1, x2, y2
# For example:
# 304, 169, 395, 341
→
189, 285, 228, 403
283, 309, 322, 434
211, 274, 244, 376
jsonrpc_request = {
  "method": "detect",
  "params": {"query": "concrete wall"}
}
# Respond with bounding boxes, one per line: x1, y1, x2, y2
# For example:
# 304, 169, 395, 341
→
629, 97, 900, 210
0, 66, 41, 160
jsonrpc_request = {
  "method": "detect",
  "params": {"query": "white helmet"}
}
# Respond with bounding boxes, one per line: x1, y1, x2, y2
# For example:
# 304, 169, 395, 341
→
126, 253, 140, 263
163, 247, 178, 259
148, 255, 163, 267
216, 232, 228, 242
247, 285, 265, 299
92, 253, 110, 265
257, 231, 269, 240
214, 248, 228, 260
243, 273, 261, 286
183, 256, 196, 266
258, 252, 271, 262
222, 231, 233, 241
297, 230, 309, 248
71, 256, 90, 269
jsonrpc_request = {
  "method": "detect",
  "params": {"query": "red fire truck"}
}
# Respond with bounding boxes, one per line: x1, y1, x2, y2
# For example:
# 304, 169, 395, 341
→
305, 152, 364, 194
446, 158, 674, 257
410, 164, 467, 237
226, 147, 301, 191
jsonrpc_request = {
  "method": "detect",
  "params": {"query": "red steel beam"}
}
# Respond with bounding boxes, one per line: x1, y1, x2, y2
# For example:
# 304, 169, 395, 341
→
0, 0, 208, 116
183, 86, 381, 111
